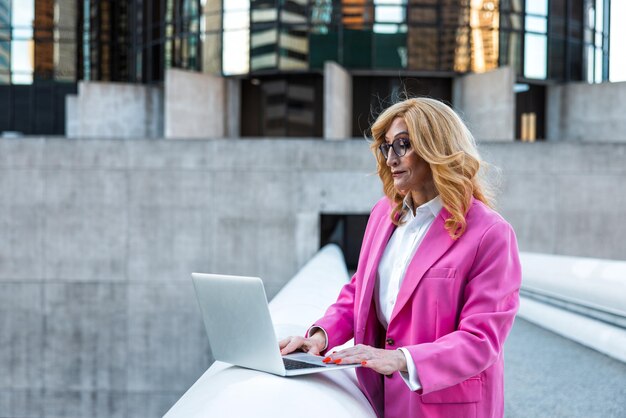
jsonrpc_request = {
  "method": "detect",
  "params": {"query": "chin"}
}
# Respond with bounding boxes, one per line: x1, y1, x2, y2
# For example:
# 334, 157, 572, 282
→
394, 181, 407, 191
394, 187, 408, 196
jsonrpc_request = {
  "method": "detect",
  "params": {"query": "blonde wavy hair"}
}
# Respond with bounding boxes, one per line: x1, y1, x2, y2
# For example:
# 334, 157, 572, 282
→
370, 97, 494, 240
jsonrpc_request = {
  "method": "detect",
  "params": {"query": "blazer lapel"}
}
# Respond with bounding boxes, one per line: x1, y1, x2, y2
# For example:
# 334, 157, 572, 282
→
389, 207, 456, 324
357, 216, 396, 330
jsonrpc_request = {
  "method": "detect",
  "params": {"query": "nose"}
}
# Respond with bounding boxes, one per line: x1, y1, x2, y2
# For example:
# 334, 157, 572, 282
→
386, 149, 399, 167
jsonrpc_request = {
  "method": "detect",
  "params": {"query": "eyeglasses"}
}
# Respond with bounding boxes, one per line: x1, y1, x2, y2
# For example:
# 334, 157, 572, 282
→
379, 138, 411, 159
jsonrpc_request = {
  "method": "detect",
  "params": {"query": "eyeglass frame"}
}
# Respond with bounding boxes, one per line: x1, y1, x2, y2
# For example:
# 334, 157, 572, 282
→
378, 138, 412, 159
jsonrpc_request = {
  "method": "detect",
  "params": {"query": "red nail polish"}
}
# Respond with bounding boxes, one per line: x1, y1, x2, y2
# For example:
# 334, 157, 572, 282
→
322, 357, 331, 363
361, 361, 367, 366
334, 359, 342, 364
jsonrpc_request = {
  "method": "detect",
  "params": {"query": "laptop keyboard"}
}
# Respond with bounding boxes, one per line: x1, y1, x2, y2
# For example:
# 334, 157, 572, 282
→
283, 357, 326, 370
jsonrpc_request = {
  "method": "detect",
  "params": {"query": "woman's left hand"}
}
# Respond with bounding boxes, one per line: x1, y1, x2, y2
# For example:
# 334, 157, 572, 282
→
324, 344, 407, 376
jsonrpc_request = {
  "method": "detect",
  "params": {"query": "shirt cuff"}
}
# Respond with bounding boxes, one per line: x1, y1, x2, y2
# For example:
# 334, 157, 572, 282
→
306, 326, 328, 351
398, 347, 422, 391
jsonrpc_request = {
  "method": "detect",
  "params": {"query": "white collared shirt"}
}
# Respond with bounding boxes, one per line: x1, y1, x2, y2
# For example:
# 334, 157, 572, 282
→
376, 195, 443, 391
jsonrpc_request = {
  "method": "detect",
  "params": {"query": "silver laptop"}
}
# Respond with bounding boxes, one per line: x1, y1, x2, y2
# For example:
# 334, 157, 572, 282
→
191, 272, 360, 376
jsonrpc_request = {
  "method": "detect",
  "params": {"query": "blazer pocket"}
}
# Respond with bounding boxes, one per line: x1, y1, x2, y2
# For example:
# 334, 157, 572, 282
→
421, 377, 483, 404
422, 267, 456, 279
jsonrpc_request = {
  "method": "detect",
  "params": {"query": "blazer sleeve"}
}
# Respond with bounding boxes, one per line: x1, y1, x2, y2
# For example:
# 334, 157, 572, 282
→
308, 273, 358, 354
405, 220, 522, 394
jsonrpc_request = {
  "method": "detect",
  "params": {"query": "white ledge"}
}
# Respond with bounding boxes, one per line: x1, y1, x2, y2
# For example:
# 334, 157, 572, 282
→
164, 245, 376, 418
518, 252, 626, 363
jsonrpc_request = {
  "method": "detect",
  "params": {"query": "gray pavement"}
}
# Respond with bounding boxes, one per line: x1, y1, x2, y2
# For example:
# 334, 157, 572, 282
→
504, 318, 626, 418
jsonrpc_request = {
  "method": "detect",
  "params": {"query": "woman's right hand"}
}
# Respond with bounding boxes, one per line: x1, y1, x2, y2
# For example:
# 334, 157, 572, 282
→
279, 329, 327, 356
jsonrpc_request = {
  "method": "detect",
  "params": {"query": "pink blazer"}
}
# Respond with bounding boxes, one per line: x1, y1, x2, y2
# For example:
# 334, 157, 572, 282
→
313, 197, 521, 418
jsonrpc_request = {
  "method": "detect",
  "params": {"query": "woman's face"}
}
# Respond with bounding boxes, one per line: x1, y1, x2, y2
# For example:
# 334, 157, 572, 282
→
383, 117, 434, 197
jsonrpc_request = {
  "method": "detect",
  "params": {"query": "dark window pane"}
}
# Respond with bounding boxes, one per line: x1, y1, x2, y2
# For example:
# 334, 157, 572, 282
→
343, 29, 372, 68
373, 32, 407, 69
568, 40, 583, 80
549, 37, 565, 79
309, 32, 339, 69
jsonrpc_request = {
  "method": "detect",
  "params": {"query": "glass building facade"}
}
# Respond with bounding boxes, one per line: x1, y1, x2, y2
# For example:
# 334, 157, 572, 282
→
217, 0, 611, 81
0, 0, 614, 136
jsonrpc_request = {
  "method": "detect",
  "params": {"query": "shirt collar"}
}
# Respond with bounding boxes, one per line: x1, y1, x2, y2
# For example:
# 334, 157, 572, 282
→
403, 194, 443, 219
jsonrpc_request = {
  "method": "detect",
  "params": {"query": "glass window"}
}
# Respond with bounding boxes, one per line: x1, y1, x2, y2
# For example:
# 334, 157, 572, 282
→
11, 0, 34, 84
468, 0, 500, 73
279, 25, 309, 70
311, 0, 332, 34
54, 0, 77, 82
523, 0, 547, 79
524, 33, 547, 79
499, 31, 522, 74
525, 0, 548, 16
372, 0, 407, 69
201, 0, 222, 74
374, 0, 406, 33
594, 47, 602, 82
595, 0, 603, 31
525, 16, 547, 33
610, 0, 626, 81
548, 37, 565, 79
582, 0, 609, 83
407, 2, 440, 71
223, 0, 249, 75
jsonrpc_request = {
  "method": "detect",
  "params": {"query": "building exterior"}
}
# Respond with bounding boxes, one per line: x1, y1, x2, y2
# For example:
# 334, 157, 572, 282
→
0, 0, 77, 134
0, 0, 615, 138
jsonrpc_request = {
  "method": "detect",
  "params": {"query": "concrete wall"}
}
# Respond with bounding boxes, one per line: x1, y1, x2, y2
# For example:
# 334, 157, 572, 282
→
324, 62, 352, 140
69, 82, 163, 139
1, 138, 625, 417
481, 142, 626, 257
546, 81, 626, 142
164, 69, 229, 139
453, 67, 515, 141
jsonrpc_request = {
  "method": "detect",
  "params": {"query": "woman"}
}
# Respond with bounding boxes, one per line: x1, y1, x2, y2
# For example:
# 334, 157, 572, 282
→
280, 97, 521, 418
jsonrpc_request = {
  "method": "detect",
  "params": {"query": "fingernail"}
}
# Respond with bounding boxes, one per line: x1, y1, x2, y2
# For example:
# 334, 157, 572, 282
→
361, 361, 367, 366
322, 357, 331, 363
333, 359, 342, 364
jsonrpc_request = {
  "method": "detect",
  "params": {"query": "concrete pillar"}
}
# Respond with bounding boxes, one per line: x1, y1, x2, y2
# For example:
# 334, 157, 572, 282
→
226, 78, 241, 138
65, 94, 79, 137
546, 81, 626, 142
324, 62, 352, 140
164, 68, 226, 139
77, 81, 163, 138
452, 66, 515, 141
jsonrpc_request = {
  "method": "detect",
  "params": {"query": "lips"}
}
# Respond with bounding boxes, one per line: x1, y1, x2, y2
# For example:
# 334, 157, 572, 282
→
392, 170, 406, 177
